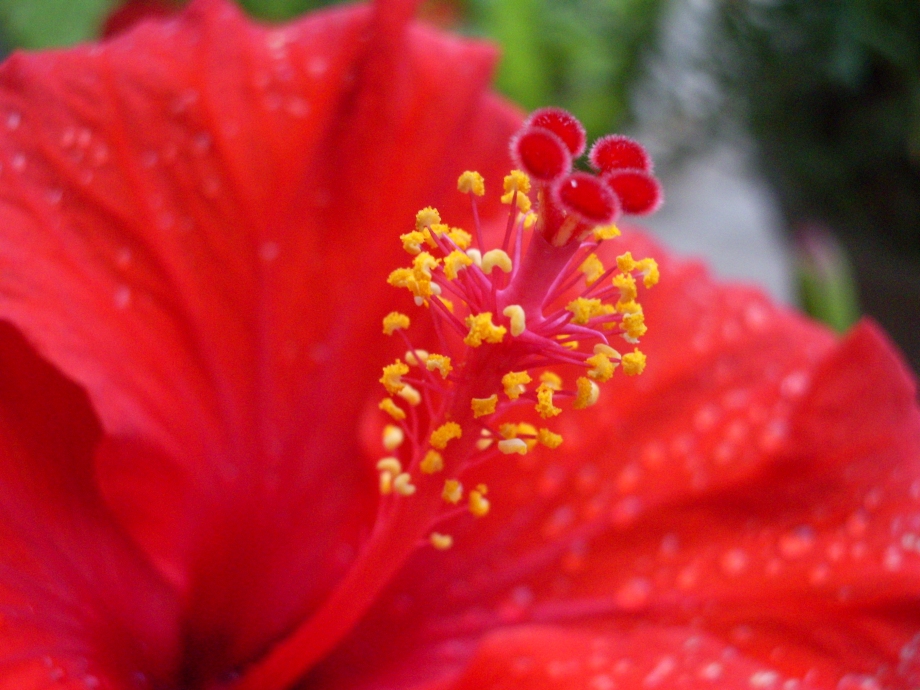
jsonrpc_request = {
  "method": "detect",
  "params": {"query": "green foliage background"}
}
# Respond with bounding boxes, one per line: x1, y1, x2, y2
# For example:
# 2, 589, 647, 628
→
0, 0, 662, 138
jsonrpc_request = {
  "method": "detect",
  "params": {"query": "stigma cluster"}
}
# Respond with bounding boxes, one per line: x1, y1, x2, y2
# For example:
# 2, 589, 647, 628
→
376, 109, 662, 552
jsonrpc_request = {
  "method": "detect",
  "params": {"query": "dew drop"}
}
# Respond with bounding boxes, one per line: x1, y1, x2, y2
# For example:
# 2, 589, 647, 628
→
750, 670, 780, 688
614, 576, 651, 611
720, 548, 749, 576
286, 97, 310, 118
700, 662, 723, 680
45, 188, 63, 205
11, 153, 26, 172
114, 285, 132, 309
780, 371, 809, 399
259, 241, 280, 263
6, 111, 21, 130
192, 132, 212, 154
778, 526, 816, 559
589, 674, 615, 690
308, 57, 328, 76
883, 546, 903, 572
92, 143, 109, 166
643, 656, 676, 687
60, 127, 77, 148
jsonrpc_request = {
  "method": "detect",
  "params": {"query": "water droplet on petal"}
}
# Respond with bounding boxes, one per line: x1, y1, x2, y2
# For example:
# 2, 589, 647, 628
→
614, 576, 651, 611
749, 670, 780, 688
778, 526, 816, 559
259, 241, 280, 263
114, 285, 131, 309
6, 111, 21, 130
720, 548, 749, 576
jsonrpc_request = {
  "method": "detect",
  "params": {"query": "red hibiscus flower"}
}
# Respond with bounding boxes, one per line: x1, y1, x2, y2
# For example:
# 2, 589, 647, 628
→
0, 1, 918, 690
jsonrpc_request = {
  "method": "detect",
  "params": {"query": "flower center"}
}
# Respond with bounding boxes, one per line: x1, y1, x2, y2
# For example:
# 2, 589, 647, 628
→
232, 109, 661, 690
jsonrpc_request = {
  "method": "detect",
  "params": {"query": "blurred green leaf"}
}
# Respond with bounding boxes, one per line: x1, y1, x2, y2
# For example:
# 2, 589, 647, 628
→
0, 0, 118, 48
237, 0, 328, 21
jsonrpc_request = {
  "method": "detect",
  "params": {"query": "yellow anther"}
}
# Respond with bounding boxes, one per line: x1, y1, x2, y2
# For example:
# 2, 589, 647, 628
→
430, 223, 450, 238
442, 479, 463, 504
502, 304, 526, 336
539, 371, 563, 390
464, 313, 506, 347
523, 211, 537, 229
469, 485, 490, 518
622, 311, 647, 340
413, 252, 440, 277
562, 340, 580, 350
380, 360, 409, 394
393, 472, 417, 496
379, 397, 406, 421
593, 343, 620, 358
616, 251, 637, 273
379, 471, 394, 495
497, 438, 528, 455
405, 349, 429, 366
476, 429, 493, 451
579, 253, 606, 285
566, 297, 614, 325
457, 171, 485, 196
616, 300, 643, 315
574, 377, 600, 409
382, 311, 410, 336
420, 449, 444, 474
444, 250, 474, 280
430, 422, 462, 450
517, 422, 538, 451
593, 223, 621, 240
586, 352, 617, 382
613, 273, 638, 303
447, 227, 472, 249
466, 248, 482, 267
425, 354, 453, 379
503, 170, 531, 195
535, 382, 562, 419
387, 267, 413, 289
481, 249, 513, 274
623, 348, 647, 376
502, 188, 531, 212
499, 423, 517, 439
636, 258, 660, 288
399, 230, 429, 255
471, 394, 498, 418
502, 370, 532, 400
430, 532, 454, 550
382, 425, 404, 452
397, 384, 421, 406
537, 428, 564, 449
416, 206, 441, 230
376, 457, 403, 474
440, 297, 455, 313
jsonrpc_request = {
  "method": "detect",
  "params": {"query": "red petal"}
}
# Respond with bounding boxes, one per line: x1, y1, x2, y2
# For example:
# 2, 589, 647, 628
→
442, 623, 917, 690
510, 126, 572, 182
603, 169, 663, 215
0, 323, 180, 688
525, 107, 586, 158
589, 134, 652, 172
0, 0, 521, 675
329, 231, 920, 688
